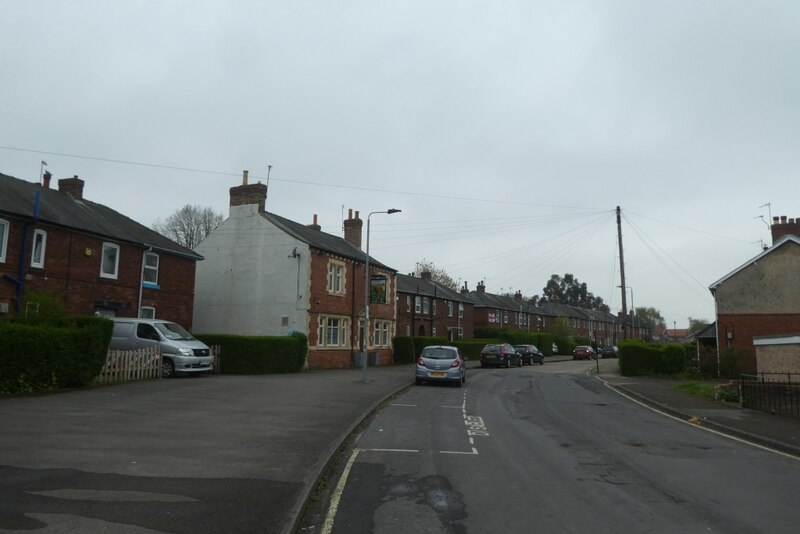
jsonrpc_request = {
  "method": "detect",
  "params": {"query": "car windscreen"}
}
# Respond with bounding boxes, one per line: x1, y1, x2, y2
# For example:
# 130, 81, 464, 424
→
482, 346, 500, 354
421, 348, 457, 360
155, 322, 195, 341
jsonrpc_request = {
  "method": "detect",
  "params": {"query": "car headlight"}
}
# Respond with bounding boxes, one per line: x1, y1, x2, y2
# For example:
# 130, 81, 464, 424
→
177, 348, 194, 356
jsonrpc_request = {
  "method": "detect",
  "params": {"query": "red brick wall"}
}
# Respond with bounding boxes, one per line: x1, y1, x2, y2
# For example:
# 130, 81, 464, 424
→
717, 313, 800, 372
396, 294, 474, 341
0, 217, 196, 327
306, 249, 396, 369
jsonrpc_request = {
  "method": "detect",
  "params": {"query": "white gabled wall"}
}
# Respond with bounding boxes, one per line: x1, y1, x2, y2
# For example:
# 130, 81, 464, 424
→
192, 204, 309, 336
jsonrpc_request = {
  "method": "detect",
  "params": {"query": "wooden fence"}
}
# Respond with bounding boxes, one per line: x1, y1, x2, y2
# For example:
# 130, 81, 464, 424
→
95, 347, 161, 384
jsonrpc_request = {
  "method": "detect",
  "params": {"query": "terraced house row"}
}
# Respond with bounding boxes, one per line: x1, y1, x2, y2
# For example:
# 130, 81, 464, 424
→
6, 171, 795, 372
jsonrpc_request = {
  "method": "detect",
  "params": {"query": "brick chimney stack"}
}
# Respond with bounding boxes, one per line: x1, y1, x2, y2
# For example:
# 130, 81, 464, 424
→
771, 215, 800, 244
514, 290, 523, 302
58, 176, 85, 199
461, 282, 469, 295
420, 270, 432, 280
42, 171, 52, 189
477, 281, 486, 293
230, 170, 267, 213
308, 214, 321, 231
343, 208, 363, 249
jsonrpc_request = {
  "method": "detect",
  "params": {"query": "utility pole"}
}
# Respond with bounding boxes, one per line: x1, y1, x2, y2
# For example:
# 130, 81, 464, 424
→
617, 206, 628, 340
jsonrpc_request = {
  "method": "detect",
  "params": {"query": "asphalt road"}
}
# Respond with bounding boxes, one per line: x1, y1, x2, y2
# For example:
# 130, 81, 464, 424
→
325, 360, 800, 534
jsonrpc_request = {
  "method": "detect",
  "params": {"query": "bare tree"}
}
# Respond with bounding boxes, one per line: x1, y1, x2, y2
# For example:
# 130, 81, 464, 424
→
414, 259, 460, 291
153, 205, 223, 249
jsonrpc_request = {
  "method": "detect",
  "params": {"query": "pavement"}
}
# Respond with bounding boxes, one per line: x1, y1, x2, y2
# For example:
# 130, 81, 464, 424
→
4, 358, 800, 534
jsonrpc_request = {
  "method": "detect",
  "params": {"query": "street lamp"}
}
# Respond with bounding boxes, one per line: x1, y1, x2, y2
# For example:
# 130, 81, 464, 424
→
362, 208, 401, 382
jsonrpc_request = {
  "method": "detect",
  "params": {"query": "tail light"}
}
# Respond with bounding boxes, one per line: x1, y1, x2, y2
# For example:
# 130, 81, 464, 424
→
450, 360, 461, 368
417, 358, 425, 366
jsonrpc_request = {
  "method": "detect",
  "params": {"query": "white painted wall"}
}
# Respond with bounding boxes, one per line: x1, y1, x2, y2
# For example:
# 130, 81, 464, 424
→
193, 204, 310, 336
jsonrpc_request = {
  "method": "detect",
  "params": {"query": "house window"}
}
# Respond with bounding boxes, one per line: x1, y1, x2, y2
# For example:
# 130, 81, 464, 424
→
447, 302, 454, 317
31, 229, 46, 268
101, 242, 120, 279
317, 315, 350, 347
375, 320, 391, 347
423, 297, 430, 314
140, 306, 155, 319
0, 218, 8, 263
143, 252, 159, 284
488, 311, 496, 323
496, 309, 501, 324
503, 311, 508, 324
458, 303, 464, 319
432, 300, 437, 316
327, 260, 345, 295
406, 295, 411, 312
415, 296, 421, 313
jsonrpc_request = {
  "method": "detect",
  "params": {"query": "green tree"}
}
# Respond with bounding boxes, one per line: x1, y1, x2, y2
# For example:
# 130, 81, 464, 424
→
634, 307, 665, 330
153, 204, 223, 250
688, 317, 711, 333
530, 273, 610, 312
414, 259, 460, 291
550, 315, 574, 339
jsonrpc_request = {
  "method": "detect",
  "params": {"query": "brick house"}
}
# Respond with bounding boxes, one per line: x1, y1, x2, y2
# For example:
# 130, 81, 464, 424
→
0, 172, 202, 326
192, 174, 397, 369
709, 216, 800, 372
467, 282, 545, 333
396, 272, 474, 341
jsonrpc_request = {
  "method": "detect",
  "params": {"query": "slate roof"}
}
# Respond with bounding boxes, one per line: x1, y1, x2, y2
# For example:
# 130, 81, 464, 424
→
262, 211, 395, 271
468, 290, 542, 314
0, 173, 202, 260
396, 273, 471, 302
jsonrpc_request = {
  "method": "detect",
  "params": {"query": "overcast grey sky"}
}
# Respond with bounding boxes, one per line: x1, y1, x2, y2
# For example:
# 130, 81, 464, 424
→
2, 1, 798, 328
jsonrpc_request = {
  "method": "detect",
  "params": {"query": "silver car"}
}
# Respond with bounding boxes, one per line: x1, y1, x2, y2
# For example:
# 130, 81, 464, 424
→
415, 345, 466, 387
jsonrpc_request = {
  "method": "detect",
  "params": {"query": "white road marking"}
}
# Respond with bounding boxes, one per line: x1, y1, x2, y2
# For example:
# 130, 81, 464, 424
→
361, 448, 419, 453
391, 403, 417, 407
594, 373, 800, 462
440, 405, 462, 409
321, 448, 360, 534
440, 448, 479, 455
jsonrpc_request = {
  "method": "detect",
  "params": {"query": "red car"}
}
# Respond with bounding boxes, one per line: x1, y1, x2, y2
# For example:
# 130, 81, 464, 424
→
572, 345, 596, 360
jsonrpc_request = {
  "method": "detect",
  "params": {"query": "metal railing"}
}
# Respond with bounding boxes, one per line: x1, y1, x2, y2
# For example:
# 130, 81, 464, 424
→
740, 373, 800, 419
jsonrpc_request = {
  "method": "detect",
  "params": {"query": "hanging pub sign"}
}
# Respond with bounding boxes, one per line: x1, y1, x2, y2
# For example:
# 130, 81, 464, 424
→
370, 276, 388, 304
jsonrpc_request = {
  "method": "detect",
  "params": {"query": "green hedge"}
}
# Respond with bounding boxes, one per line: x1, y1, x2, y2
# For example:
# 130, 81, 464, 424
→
0, 316, 112, 394
618, 340, 694, 376
393, 337, 416, 364
195, 332, 307, 374
452, 339, 500, 360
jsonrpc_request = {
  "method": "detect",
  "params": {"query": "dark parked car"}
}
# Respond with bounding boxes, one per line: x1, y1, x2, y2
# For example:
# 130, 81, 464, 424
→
598, 345, 619, 358
480, 343, 522, 368
572, 345, 596, 360
514, 344, 544, 365
415, 345, 466, 387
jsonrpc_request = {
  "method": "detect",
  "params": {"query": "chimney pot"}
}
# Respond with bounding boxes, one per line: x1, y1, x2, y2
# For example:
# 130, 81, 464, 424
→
348, 208, 353, 220
43, 171, 52, 189
243, 170, 249, 185
781, 215, 788, 223
307, 214, 321, 231
343, 209, 363, 249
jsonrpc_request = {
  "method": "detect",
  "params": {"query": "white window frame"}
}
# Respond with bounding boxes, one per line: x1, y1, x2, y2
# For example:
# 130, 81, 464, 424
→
317, 315, 350, 348
447, 301, 454, 317
101, 242, 120, 279
406, 295, 411, 312
143, 251, 159, 284
140, 306, 156, 319
432, 300, 437, 316
327, 260, 345, 295
375, 320, 391, 347
458, 303, 464, 319
414, 296, 421, 313
0, 218, 8, 263
423, 297, 430, 315
31, 229, 47, 268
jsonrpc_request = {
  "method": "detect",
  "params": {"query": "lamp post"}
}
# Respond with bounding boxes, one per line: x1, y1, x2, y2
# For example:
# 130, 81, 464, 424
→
362, 208, 401, 382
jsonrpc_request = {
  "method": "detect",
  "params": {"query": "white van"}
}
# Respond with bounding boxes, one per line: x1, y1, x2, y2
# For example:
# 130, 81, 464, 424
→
109, 318, 214, 378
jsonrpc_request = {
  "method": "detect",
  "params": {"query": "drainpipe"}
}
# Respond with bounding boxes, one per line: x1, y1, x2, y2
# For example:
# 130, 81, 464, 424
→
10, 191, 41, 314
137, 247, 152, 318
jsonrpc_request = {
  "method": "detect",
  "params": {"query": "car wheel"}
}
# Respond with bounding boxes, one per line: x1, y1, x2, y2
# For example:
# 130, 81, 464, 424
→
415, 378, 422, 385
518, 358, 523, 367
539, 359, 544, 365
456, 379, 462, 388
480, 363, 486, 369
504, 360, 509, 368
162, 358, 175, 379
462, 373, 466, 383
